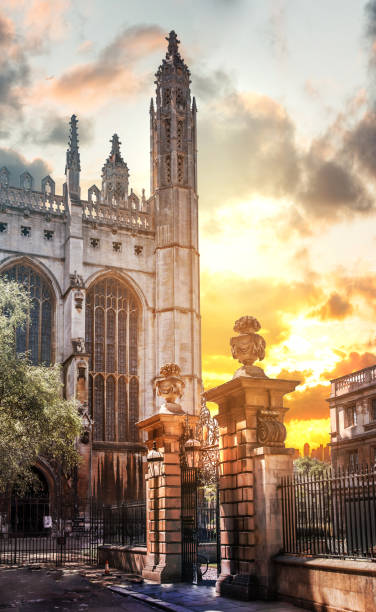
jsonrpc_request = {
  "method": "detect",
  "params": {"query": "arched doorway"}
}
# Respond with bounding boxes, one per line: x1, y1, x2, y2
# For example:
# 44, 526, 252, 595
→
11, 468, 50, 534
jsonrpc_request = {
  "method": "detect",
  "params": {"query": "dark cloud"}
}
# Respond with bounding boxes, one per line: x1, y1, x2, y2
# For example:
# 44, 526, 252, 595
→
0, 149, 51, 189
310, 293, 353, 321
299, 156, 372, 215
344, 113, 376, 177
192, 69, 233, 101
199, 90, 372, 228
365, 1, 376, 44
199, 92, 300, 210
22, 114, 94, 146
0, 13, 30, 131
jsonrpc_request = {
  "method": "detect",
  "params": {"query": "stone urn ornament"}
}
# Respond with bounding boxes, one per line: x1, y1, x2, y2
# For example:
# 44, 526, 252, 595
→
155, 363, 185, 414
230, 315, 268, 379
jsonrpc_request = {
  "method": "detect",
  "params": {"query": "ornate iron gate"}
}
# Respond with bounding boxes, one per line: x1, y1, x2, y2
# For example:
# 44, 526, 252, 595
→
181, 398, 220, 583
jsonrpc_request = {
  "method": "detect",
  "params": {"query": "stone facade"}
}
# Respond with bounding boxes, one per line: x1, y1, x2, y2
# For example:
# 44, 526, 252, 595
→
0, 31, 201, 505
329, 364, 376, 469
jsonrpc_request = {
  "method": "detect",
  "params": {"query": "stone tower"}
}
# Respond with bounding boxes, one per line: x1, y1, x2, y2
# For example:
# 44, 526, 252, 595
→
0, 31, 201, 506
150, 31, 201, 413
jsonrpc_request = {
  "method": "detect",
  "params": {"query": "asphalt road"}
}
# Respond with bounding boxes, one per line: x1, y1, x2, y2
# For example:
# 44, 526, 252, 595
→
0, 566, 155, 611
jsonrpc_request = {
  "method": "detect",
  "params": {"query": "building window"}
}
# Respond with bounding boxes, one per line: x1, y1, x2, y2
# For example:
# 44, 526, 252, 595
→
371, 398, 376, 421
85, 277, 139, 443
347, 450, 358, 471
1, 263, 54, 365
346, 404, 357, 427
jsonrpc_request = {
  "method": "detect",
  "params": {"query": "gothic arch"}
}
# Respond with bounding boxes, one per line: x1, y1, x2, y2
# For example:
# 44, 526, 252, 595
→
84, 269, 149, 311
0, 257, 58, 364
0, 255, 62, 298
85, 273, 142, 444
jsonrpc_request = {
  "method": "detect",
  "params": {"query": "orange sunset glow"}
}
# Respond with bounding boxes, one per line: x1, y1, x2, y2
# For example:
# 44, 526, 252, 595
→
2, 2, 376, 456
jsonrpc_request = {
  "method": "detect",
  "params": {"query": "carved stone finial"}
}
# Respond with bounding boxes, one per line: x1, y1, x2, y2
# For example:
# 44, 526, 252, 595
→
101, 134, 129, 205
108, 134, 124, 164
155, 363, 185, 414
230, 315, 268, 379
166, 30, 180, 57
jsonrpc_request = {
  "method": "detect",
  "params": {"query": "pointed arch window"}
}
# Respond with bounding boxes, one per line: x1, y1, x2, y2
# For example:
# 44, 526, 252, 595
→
86, 277, 139, 443
1, 262, 54, 365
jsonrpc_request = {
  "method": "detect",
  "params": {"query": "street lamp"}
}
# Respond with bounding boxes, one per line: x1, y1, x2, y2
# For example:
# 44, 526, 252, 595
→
147, 441, 163, 477
184, 430, 201, 468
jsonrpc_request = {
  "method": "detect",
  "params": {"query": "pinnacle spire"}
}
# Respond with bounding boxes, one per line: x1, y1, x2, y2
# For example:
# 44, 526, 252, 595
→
166, 30, 180, 57
107, 134, 125, 164
66, 114, 80, 173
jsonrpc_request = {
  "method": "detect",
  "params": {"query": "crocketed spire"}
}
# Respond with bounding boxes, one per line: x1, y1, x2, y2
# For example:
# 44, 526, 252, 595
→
66, 114, 80, 172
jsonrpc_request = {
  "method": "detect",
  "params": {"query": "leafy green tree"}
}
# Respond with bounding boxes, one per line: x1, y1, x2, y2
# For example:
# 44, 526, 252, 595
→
294, 456, 330, 476
0, 277, 82, 494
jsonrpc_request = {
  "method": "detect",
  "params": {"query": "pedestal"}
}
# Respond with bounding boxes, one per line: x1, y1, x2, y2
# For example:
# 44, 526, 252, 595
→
205, 375, 298, 600
137, 412, 185, 583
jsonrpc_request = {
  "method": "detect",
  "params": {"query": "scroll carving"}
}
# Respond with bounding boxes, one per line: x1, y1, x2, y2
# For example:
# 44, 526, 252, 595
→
257, 409, 286, 446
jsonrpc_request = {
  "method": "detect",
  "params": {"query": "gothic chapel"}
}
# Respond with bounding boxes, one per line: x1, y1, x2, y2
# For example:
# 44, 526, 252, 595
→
0, 32, 201, 504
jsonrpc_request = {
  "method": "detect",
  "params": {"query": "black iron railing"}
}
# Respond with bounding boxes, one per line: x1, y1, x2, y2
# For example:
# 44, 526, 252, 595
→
0, 496, 104, 566
103, 500, 146, 546
197, 504, 217, 543
280, 465, 376, 560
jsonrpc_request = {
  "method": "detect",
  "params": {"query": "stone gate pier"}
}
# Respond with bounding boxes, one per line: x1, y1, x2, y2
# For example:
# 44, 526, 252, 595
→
205, 316, 299, 599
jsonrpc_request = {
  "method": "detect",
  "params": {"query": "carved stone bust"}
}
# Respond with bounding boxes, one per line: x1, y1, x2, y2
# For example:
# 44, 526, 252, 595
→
155, 363, 185, 414
230, 316, 268, 379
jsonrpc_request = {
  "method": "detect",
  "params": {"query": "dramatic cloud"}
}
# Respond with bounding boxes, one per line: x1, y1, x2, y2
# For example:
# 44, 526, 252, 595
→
6, 0, 70, 51
323, 351, 376, 381
0, 148, 51, 189
285, 385, 330, 421
199, 88, 373, 230
0, 12, 30, 129
36, 25, 165, 109
310, 293, 353, 321
199, 92, 300, 210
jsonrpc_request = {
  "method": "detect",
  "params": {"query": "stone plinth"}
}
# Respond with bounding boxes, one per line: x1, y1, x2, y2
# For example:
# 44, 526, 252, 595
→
205, 375, 298, 600
252, 446, 294, 599
137, 412, 186, 583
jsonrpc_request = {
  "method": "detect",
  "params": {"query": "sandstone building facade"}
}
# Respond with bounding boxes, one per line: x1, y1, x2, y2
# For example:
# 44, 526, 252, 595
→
0, 31, 201, 504
329, 365, 376, 468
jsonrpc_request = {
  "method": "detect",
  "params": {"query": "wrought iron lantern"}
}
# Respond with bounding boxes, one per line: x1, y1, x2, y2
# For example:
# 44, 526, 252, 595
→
184, 430, 201, 468
147, 441, 163, 477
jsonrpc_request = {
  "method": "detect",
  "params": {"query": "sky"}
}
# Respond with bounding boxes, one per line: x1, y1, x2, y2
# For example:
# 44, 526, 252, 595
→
2, 0, 376, 452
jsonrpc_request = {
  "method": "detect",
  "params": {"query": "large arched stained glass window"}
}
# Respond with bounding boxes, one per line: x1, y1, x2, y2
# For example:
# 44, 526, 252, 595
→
2, 262, 54, 365
85, 277, 139, 443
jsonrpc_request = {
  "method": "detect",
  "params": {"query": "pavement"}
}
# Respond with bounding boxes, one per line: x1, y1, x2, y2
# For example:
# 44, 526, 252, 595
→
0, 566, 306, 612
0, 566, 155, 611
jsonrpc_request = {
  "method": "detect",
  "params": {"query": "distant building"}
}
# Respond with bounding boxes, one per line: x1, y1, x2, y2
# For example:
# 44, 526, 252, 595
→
303, 442, 310, 457
329, 365, 376, 469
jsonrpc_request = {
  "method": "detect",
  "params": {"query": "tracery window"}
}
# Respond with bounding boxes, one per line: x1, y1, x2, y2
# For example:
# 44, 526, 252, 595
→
85, 277, 139, 443
2, 263, 54, 365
